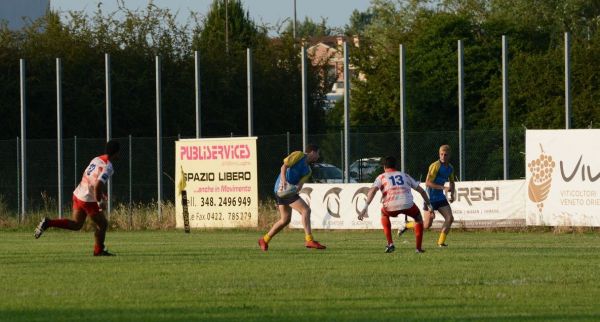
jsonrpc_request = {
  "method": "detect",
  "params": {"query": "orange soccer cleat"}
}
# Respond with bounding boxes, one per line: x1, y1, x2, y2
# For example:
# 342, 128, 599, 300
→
305, 240, 326, 250
258, 237, 269, 251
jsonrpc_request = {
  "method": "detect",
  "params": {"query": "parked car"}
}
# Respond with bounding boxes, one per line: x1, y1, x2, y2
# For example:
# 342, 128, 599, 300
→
311, 163, 357, 183
349, 157, 382, 182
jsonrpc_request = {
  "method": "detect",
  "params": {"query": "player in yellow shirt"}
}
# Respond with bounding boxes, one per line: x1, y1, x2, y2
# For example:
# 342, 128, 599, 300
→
258, 144, 326, 251
399, 145, 456, 247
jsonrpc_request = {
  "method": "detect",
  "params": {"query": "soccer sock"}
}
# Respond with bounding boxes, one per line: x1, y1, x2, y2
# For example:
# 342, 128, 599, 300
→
305, 234, 314, 242
438, 232, 447, 245
405, 222, 415, 229
381, 216, 393, 245
48, 219, 70, 229
263, 234, 271, 243
415, 222, 423, 250
93, 243, 104, 255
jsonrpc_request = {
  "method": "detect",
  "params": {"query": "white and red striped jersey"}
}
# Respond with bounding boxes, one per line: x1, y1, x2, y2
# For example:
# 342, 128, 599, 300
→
73, 155, 114, 202
372, 169, 419, 211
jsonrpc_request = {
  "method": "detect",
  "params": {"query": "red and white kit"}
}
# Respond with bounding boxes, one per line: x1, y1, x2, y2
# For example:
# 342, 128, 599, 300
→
373, 170, 419, 211
73, 155, 114, 207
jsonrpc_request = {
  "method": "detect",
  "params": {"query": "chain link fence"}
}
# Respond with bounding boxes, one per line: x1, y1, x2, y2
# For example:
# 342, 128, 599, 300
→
0, 128, 525, 213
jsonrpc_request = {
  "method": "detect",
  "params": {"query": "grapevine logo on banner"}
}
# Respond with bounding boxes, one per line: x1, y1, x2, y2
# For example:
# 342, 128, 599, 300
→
175, 138, 258, 228
526, 130, 600, 227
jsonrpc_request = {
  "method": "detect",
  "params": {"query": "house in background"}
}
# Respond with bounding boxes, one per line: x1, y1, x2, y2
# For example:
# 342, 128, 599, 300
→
306, 35, 364, 109
0, 0, 49, 30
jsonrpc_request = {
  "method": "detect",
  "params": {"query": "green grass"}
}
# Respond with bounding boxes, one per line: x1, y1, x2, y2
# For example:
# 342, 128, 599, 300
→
1, 229, 600, 322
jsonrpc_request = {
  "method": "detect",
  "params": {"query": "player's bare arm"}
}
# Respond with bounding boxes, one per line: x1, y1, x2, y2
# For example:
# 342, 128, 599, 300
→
94, 180, 107, 211
358, 187, 378, 221
415, 186, 435, 217
278, 163, 289, 190
449, 181, 456, 202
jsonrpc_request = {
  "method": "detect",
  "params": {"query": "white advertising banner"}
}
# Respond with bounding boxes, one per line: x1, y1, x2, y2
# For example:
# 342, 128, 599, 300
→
291, 180, 525, 229
175, 137, 258, 228
526, 130, 600, 226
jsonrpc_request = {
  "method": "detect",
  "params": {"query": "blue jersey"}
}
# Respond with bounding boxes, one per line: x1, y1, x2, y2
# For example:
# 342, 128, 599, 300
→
273, 151, 312, 193
426, 160, 455, 203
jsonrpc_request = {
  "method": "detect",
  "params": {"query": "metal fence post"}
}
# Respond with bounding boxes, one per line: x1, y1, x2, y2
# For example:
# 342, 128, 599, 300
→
399, 44, 406, 173
247, 48, 254, 137
20, 59, 27, 218
458, 40, 465, 181
105, 53, 112, 217
156, 56, 163, 220
56, 58, 64, 218
343, 42, 350, 183
502, 35, 509, 180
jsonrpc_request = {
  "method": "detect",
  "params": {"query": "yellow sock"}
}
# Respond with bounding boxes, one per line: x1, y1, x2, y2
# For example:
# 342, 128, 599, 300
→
305, 234, 314, 242
405, 222, 415, 229
438, 232, 447, 245
263, 234, 271, 243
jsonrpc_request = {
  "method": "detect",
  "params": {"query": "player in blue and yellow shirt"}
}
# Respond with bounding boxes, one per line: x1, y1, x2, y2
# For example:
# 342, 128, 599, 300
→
258, 144, 326, 251
399, 144, 456, 246
425, 145, 456, 247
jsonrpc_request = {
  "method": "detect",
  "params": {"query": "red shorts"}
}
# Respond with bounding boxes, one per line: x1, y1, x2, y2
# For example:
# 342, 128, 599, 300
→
72, 195, 100, 217
381, 204, 420, 218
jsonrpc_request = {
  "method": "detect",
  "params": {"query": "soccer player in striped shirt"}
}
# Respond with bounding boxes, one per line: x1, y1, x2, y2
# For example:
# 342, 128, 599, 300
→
34, 140, 120, 256
358, 156, 433, 253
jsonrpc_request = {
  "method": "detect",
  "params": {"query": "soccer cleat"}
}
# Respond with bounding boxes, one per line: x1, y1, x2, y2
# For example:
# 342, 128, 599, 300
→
438, 243, 448, 248
34, 217, 50, 239
94, 249, 115, 256
258, 237, 269, 251
305, 240, 326, 249
397, 226, 407, 237
384, 244, 395, 253
415, 249, 426, 253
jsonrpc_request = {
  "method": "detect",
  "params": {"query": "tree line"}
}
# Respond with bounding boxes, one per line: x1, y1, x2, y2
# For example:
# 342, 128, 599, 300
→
0, 0, 598, 176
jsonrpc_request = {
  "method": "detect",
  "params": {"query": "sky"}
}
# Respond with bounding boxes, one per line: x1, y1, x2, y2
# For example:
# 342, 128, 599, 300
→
51, 0, 373, 31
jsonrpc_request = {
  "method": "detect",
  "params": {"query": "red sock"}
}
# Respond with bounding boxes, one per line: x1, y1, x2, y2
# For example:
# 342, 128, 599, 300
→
381, 215, 393, 245
94, 244, 104, 255
48, 219, 70, 229
415, 222, 423, 251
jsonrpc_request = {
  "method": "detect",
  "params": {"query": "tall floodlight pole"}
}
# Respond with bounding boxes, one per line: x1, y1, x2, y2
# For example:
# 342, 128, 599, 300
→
156, 56, 163, 220
105, 53, 112, 216
343, 41, 350, 183
225, 0, 229, 55
20, 59, 27, 219
56, 58, 64, 218
458, 40, 465, 181
301, 45, 308, 151
502, 36, 509, 180
194, 51, 201, 138
564, 32, 571, 129
293, 0, 297, 39
247, 48, 254, 136
399, 44, 406, 173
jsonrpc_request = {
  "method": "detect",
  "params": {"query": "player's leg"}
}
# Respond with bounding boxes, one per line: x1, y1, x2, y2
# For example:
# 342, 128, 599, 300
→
290, 198, 325, 249
34, 198, 87, 238
380, 213, 395, 252
436, 204, 454, 247
404, 205, 424, 253
90, 211, 113, 256
399, 205, 433, 236
259, 195, 296, 251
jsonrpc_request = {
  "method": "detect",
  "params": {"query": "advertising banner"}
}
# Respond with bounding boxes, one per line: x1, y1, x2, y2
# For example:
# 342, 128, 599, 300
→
290, 180, 525, 229
526, 130, 600, 226
175, 138, 258, 228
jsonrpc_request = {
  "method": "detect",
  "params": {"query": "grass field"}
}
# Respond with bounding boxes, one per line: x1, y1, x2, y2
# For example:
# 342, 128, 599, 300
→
1, 229, 600, 322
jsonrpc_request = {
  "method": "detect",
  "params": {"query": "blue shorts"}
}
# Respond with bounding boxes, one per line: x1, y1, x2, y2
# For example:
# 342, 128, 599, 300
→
424, 199, 450, 211
275, 193, 300, 206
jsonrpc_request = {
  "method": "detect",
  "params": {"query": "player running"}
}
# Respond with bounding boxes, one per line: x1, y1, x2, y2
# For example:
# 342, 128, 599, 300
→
258, 144, 326, 251
400, 145, 456, 247
358, 156, 433, 253
34, 140, 120, 256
